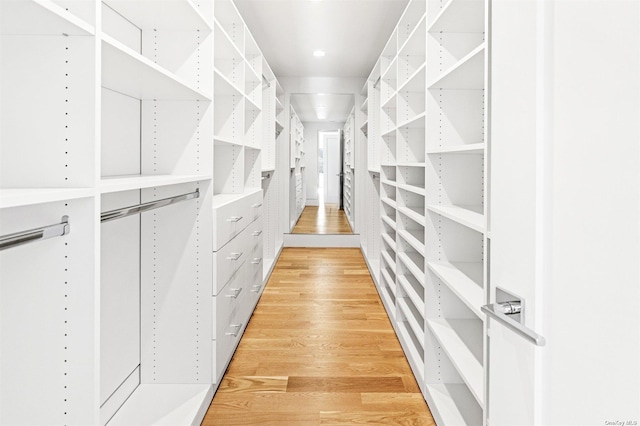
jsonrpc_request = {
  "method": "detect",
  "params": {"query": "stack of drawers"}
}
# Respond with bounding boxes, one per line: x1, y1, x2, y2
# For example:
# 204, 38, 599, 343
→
212, 189, 264, 382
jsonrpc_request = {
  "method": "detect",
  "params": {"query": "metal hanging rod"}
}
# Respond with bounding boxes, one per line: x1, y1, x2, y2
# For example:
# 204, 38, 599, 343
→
261, 173, 271, 180
372, 173, 380, 179
0, 216, 70, 251
373, 76, 381, 89
101, 189, 200, 223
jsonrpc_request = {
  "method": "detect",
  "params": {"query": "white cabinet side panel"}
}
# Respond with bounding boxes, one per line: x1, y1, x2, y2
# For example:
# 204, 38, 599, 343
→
140, 183, 213, 383
100, 191, 141, 405
1, 199, 97, 425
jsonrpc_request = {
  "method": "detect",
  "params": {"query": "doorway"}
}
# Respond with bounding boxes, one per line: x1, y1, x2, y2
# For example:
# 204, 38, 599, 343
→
319, 130, 341, 206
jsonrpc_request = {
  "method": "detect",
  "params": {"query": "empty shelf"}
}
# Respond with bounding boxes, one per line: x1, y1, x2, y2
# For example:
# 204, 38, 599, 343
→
99, 174, 210, 193
427, 204, 484, 232
427, 261, 483, 318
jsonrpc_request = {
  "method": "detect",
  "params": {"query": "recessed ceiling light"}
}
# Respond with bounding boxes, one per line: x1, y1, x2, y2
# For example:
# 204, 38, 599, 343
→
313, 50, 325, 57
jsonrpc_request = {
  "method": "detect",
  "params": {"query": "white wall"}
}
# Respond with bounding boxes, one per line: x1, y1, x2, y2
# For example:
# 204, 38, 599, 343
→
302, 122, 344, 205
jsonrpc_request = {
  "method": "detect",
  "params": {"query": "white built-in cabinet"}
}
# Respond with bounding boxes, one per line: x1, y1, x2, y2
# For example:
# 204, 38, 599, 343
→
289, 106, 305, 229
360, 0, 488, 423
343, 107, 355, 228
0, 0, 283, 423
359, 0, 640, 425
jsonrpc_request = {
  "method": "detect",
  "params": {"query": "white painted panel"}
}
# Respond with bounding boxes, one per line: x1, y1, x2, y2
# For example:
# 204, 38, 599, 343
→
0, 198, 96, 425
140, 182, 213, 384
100, 191, 141, 405
544, 1, 640, 423
142, 100, 214, 177
101, 88, 140, 177
1, 35, 95, 188
489, 1, 539, 424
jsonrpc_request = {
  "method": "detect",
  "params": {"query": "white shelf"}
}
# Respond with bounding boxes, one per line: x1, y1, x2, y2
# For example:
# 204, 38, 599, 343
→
397, 274, 424, 314
103, 0, 211, 31
381, 250, 397, 273
426, 384, 483, 426
0, 188, 94, 208
427, 143, 485, 155
427, 319, 484, 407
396, 321, 425, 379
397, 251, 425, 286
1, 0, 95, 35
397, 162, 426, 168
381, 232, 397, 253
427, 204, 484, 233
397, 205, 426, 227
108, 384, 213, 425
361, 97, 369, 112
381, 196, 397, 209
214, 135, 242, 146
381, 215, 397, 231
427, 261, 483, 318
398, 297, 425, 348
214, 69, 243, 98
100, 174, 211, 193
428, 44, 485, 90
275, 120, 284, 132
397, 183, 425, 197
102, 35, 211, 101
397, 112, 426, 130
428, 0, 486, 33
397, 63, 426, 93
398, 229, 425, 257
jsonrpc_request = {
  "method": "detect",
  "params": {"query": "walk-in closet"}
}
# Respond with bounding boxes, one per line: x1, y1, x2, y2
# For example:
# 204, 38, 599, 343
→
1, 0, 638, 424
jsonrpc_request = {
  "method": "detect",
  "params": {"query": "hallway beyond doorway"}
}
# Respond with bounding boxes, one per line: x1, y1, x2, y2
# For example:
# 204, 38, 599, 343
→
203, 248, 435, 425
292, 204, 352, 234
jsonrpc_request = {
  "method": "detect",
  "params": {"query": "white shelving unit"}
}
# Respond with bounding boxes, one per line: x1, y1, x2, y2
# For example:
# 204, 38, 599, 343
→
360, 0, 489, 423
343, 107, 355, 229
424, 0, 487, 422
0, 1, 280, 423
261, 59, 285, 280
360, 76, 381, 284
289, 106, 305, 229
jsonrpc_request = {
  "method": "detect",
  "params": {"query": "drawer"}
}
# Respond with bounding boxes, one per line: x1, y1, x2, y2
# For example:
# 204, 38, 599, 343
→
213, 199, 250, 251
214, 271, 249, 381
246, 190, 263, 222
212, 230, 249, 295
213, 190, 263, 250
246, 217, 263, 251
247, 241, 263, 283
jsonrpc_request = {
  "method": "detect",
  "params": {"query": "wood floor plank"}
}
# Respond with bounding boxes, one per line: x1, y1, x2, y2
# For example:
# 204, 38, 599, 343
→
292, 204, 352, 234
203, 248, 434, 424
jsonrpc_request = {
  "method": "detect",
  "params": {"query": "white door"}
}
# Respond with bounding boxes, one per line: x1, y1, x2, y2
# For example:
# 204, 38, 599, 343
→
489, 2, 639, 425
324, 132, 341, 204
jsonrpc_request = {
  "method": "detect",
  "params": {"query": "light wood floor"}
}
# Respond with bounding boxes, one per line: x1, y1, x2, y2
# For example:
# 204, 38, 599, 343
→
292, 204, 352, 234
203, 248, 435, 425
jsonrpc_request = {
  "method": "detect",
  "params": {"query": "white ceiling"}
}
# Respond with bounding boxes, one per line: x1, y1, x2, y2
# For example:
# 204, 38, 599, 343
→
233, 0, 409, 79
290, 93, 355, 123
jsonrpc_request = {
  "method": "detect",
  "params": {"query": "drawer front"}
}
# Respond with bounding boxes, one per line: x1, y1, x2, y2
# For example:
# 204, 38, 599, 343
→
212, 232, 249, 295
246, 216, 263, 252
247, 190, 263, 222
213, 198, 250, 251
214, 270, 248, 381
